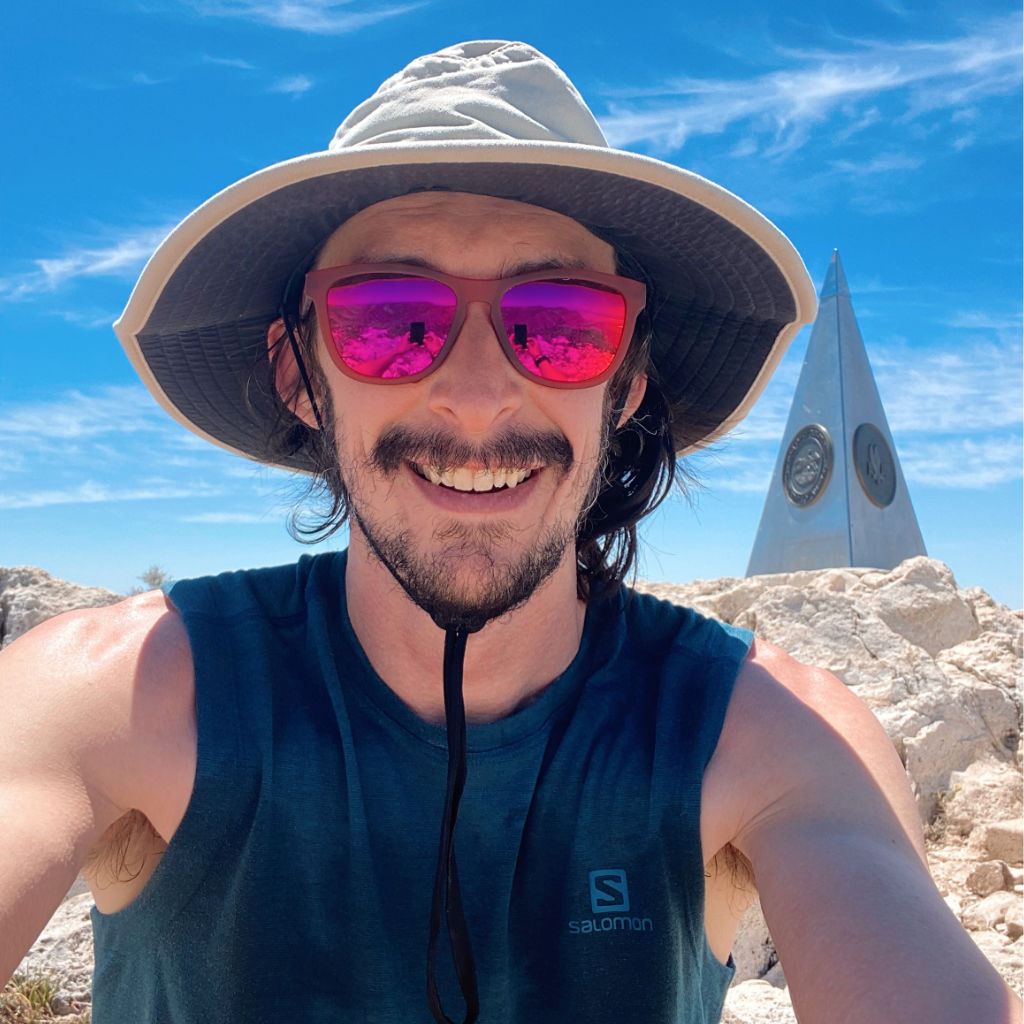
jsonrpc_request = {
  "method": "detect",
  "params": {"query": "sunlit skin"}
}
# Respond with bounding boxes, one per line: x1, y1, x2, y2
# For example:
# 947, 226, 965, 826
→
274, 192, 646, 727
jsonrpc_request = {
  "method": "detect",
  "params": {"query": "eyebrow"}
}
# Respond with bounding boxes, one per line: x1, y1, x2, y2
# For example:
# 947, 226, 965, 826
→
339, 253, 591, 277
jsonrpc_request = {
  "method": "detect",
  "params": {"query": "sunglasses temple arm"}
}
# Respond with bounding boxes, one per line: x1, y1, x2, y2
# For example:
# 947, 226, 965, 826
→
280, 306, 327, 434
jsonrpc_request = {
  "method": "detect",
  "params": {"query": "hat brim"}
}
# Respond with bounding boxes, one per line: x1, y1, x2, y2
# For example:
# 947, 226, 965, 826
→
115, 140, 816, 470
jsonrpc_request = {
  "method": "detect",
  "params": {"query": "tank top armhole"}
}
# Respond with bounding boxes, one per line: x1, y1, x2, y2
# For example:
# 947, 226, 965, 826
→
91, 579, 252, 947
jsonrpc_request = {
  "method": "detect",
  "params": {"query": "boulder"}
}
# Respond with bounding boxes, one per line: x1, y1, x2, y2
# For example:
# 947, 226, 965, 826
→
980, 821, 1024, 865
944, 760, 1023, 838
638, 557, 1022, 820
961, 891, 1019, 932
722, 980, 797, 1024
0, 566, 122, 648
966, 861, 1016, 897
1006, 903, 1023, 941
730, 900, 775, 983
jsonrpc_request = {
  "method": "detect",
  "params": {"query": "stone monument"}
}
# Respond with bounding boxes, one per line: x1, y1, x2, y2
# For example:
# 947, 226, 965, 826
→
746, 251, 926, 575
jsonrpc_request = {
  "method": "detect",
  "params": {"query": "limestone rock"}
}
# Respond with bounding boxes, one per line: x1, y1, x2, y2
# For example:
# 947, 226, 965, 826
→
944, 760, 1022, 839
981, 822, 1024, 865
966, 861, 1015, 897
721, 980, 797, 1024
962, 891, 1019, 931
0, 566, 122, 648
1006, 902, 1023, 941
730, 900, 775, 983
638, 556, 1022, 820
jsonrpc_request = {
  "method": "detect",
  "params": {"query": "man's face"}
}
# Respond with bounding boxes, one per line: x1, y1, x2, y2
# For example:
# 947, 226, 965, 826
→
302, 191, 643, 630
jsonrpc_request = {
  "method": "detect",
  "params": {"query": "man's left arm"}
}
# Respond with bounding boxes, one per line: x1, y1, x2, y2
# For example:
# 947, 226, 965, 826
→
703, 639, 1021, 1024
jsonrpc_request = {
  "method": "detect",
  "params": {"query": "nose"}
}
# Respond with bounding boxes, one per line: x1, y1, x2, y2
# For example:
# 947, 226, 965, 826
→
426, 302, 524, 435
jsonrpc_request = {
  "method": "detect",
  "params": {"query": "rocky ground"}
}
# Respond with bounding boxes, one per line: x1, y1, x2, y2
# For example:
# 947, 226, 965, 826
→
3, 557, 1021, 1021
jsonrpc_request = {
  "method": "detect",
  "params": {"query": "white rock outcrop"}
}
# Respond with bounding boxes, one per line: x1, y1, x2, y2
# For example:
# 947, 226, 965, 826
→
638, 557, 1021, 819
0, 566, 122, 648
7, 557, 1023, 1020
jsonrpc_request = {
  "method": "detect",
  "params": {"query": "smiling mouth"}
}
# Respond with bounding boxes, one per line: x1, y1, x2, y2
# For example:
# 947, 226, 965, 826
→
412, 463, 536, 493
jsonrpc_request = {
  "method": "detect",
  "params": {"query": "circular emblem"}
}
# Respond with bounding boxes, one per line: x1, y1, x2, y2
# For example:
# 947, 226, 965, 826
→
782, 424, 833, 507
853, 423, 897, 508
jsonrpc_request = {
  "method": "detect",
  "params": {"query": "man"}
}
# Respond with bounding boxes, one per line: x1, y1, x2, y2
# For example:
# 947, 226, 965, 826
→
1, 40, 1018, 1024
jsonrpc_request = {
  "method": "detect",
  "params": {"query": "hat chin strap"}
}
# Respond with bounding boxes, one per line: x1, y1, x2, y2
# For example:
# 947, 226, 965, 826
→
280, 306, 326, 434
426, 626, 481, 1024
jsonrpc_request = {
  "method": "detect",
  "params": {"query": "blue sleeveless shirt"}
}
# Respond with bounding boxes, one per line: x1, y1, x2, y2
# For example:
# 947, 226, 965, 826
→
91, 551, 751, 1023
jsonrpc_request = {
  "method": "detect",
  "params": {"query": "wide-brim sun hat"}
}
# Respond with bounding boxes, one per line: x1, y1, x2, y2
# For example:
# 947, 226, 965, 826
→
115, 39, 817, 472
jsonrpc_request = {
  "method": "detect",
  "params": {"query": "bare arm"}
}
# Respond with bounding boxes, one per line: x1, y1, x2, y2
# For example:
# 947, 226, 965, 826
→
703, 640, 1021, 1024
0, 593, 195, 983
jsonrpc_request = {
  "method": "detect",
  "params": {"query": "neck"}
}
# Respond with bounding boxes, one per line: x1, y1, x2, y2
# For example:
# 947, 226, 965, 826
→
343, 529, 587, 725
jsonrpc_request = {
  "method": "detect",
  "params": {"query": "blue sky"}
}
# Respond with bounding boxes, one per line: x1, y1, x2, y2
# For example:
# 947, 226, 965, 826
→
1, 0, 1021, 606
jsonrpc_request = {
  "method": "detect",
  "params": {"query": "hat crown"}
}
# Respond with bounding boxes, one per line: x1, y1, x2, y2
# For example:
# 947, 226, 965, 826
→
330, 40, 609, 150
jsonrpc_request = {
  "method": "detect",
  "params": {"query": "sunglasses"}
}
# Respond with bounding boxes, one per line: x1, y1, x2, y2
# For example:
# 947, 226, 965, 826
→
303, 263, 646, 388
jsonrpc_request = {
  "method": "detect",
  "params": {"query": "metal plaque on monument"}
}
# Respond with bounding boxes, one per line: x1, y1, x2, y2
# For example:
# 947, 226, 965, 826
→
746, 251, 926, 575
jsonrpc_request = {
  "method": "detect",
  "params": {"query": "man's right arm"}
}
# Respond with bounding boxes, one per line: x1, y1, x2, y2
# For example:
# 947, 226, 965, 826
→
0, 593, 196, 983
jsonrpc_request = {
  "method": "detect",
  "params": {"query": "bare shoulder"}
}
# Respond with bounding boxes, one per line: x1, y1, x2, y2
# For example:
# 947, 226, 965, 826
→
701, 640, 1020, 1022
0, 594, 197, 978
0, 591, 196, 842
701, 637, 923, 865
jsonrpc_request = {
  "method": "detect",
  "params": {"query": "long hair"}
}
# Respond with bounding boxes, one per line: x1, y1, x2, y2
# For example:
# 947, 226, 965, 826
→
263, 248, 681, 599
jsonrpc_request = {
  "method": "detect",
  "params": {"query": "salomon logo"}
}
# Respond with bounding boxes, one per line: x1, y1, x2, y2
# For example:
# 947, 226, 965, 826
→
589, 869, 629, 913
568, 868, 655, 936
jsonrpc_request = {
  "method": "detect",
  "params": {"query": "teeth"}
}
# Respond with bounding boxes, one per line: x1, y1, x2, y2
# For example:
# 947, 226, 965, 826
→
417, 464, 532, 492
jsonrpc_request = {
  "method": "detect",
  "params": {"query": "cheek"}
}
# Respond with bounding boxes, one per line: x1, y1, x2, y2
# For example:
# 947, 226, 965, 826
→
560, 394, 612, 474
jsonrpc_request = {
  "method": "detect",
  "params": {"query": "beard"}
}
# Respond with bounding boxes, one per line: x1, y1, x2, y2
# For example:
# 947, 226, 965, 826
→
342, 423, 606, 633
353, 508, 573, 633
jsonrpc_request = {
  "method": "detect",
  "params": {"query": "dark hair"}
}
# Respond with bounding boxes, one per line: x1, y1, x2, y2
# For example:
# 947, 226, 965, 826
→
265, 248, 680, 599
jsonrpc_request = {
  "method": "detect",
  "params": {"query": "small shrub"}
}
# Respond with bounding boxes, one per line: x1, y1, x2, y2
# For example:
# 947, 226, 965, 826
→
0, 973, 89, 1023
128, 564, 174, 596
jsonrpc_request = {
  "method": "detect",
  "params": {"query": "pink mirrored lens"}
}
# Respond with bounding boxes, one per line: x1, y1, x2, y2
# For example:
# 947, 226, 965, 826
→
325, 277, 456, 379
500, 282, 626, 382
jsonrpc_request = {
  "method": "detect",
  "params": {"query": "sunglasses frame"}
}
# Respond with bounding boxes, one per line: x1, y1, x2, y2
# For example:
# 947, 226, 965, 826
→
303, 263, 647, 389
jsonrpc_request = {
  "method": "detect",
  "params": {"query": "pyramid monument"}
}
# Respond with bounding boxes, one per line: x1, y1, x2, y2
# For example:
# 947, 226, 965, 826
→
746, 251, 926, 575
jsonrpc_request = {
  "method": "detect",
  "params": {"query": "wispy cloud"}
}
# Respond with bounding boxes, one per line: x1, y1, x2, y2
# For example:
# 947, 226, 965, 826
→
943, 310, 1023, 331
899, 435, 1022, 488
599, 14, 1022, 161
50, 308, 119, 330
0, 224, 174, 301
269, 74, 313, 97
692, 448, 775, 494
0, 386, 170, 443
0, 480, 224, 511
874, 337, 1023, 434
186, 0, 425, 34
203, 54, 257, 70
181, 511, 273, 523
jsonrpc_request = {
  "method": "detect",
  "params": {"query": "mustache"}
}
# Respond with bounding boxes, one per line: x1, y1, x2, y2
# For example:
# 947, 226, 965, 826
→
370, 425, 574, 475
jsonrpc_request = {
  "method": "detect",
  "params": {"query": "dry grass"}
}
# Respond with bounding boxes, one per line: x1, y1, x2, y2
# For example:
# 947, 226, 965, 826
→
0, 974, 89, 1023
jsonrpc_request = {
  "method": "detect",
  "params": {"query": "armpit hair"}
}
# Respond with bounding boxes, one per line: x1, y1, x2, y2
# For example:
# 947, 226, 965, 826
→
707, 842, 757, 902
84, 808, 162, 888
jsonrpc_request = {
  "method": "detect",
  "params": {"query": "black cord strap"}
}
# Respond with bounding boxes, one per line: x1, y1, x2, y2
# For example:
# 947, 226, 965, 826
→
277, 257, 326, 434
279, 307, 326, 434
426, 627, 480, 1024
